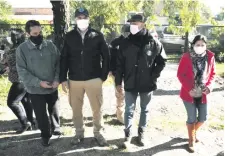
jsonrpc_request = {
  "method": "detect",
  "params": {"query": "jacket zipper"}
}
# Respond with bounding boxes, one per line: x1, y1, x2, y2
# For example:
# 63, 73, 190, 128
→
79, 30, 89, 80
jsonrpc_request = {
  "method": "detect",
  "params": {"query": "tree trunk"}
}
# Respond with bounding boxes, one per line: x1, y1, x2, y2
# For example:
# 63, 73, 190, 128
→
50, 0, 70, 51
184, 31, 189, 52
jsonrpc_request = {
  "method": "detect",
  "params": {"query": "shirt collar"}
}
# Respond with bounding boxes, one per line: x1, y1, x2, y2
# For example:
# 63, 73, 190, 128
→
26, 39, 47, 50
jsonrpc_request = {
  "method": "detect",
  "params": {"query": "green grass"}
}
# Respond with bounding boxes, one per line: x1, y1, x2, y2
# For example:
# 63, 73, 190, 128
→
0, 75, 11, 106
167, 53, 182, 63
216, 63, 224, 77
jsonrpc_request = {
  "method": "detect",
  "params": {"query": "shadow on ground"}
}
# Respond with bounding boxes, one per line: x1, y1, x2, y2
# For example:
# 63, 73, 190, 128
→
0, 131, 189, 156
216, 151, 224, 156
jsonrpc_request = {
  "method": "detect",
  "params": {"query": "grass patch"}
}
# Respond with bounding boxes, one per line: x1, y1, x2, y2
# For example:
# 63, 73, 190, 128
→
103, 76, 114, 86
208, 122, 224, 130
216, 63, 224, 77
208, 112, 224, 130
61, 126, 74, 136
0, 75, 10, 106
167, 53, 182, 63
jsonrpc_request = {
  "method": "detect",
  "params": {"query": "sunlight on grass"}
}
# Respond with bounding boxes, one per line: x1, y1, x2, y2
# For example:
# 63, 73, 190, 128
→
208, 121, 224, 130
216, 63, 224, 77
61, 126, 74, 136
147, 118, 185, 129
166, 54, 182, 63
208, 112, 224, 130
103, 76, 114, 86
0, 75, 10, 106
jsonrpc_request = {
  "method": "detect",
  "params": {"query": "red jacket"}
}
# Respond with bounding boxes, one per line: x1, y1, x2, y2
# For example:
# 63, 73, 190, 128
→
177, 50, 216, 104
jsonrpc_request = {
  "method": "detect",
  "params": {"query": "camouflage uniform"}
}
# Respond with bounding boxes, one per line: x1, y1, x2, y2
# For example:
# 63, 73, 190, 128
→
5, 48, 19, 83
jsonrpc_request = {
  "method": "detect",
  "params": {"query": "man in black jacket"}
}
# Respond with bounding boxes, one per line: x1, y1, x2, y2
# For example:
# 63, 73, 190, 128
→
115, 14, 167, 147
60, 8, 110, 146
109, 24, 130, 124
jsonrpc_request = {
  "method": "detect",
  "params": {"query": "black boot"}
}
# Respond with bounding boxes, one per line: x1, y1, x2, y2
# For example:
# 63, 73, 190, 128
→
41, 137, 50, 147
16, 122, 32, 134
27, 122, 37, 131
138, 127, 146, 146
52, 130, 62, 136
123, 130, 132, 148
52, 126, 62, 136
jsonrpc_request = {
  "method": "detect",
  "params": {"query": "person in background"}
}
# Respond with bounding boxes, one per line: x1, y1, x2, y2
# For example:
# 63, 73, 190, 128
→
177, 35, 216, 153
5, 29, 35, 133
60, 8, 110, 146
16, 20, 61, 146
115, 14, 167, 147
109, 24, 130, 124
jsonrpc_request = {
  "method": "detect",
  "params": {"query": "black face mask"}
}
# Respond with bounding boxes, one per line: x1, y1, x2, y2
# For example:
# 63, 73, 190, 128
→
30, 34, 43, 45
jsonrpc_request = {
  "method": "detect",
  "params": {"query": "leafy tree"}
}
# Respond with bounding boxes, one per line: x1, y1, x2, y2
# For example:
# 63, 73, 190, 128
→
51, 0, 70, 51
0, 1, 12, 19
215, 7, 224, 21
163, 0, 208, 52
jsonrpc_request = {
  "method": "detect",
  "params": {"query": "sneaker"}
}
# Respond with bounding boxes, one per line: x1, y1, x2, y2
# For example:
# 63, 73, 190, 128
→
41, 137, 50, 147
16, 122, 31, 134
94, 133, 108, 147
70, 134, 84, 145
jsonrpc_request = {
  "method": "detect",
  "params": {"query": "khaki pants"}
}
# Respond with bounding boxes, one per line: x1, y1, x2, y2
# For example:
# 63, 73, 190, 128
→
68, 78, 103, 135
112, 75, 125, 124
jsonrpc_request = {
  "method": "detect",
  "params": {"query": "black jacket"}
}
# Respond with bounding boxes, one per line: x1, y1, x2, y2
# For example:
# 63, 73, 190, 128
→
60, 27, 110, 82
115, 29, 167, 92
109, 35, 125, 74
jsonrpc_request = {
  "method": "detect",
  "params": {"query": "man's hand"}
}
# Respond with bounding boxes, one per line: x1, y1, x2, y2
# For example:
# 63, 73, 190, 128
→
202, 87, 210, 95
52, 81, 59, 89
40, 81, 52, 88
116, 85, 122, 93
61, 81, 69, 93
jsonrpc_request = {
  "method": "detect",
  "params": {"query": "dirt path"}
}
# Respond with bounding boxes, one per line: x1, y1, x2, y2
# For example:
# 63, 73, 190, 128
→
0, 63, 224, 156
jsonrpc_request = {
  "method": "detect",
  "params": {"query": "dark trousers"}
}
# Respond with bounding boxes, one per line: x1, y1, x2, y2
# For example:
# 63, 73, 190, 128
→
7, 82, 34, 126
29, 90, 60, 138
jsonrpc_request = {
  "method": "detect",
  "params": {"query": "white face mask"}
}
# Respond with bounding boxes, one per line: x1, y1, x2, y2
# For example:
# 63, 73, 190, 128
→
130, 25, 140, 35
76, 19, 89, 31
193, 46, 206, 55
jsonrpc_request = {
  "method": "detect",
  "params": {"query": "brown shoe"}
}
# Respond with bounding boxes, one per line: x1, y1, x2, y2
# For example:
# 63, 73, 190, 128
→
195, 122, 204, 143
186, 123, 195, 153
94, 133, 108, 147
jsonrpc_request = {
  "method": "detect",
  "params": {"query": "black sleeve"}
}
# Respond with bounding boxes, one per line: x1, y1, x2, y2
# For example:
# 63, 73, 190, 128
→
115, 46, 124, 86
99, 34, 110, 81
152, 38, 167, 80
109, 46, 118, 72
109, 36, 125, 73
59, 37, 69, 83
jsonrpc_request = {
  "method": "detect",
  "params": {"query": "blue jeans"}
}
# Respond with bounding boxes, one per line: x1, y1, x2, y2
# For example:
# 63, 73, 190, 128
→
183, 101, 207, 124
124, 92, 152, 133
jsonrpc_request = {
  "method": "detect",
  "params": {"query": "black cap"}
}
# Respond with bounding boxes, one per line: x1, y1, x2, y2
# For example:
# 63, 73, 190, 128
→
75, 7, 89, 17
127, 14, 146, 23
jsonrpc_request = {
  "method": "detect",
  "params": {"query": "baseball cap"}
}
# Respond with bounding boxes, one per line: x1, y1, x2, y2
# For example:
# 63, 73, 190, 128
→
75, 7, 89, 17
127, 14, 146, 23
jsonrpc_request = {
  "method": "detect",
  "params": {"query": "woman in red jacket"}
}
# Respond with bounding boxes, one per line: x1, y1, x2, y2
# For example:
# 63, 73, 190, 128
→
177, 35, 216, 152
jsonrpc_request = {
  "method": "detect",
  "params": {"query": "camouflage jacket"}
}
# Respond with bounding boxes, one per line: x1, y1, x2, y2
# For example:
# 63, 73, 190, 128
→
5, 47, 19, 83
